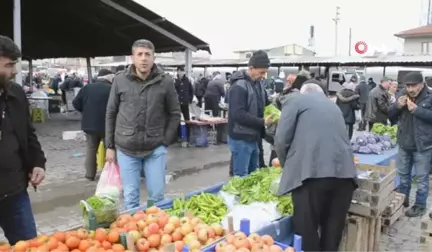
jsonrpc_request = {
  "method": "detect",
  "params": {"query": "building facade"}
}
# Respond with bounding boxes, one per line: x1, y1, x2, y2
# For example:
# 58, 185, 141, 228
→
395, 25, 432, 55
234, 44, 315, 59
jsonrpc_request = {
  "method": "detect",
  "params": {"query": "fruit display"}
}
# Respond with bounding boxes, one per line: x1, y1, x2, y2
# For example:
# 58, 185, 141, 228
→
110, 206, 226, 252
3, 227, 126, 252
371, 123, 397, 140
165, 193, 228, 224
222, 168, 293, 215
214, 231, 295, 252
351, 132, 396, 155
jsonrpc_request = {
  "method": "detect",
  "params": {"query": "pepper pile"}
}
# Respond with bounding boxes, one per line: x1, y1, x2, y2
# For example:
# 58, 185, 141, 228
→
222, 168, 293, 215
165, 193, 228, 224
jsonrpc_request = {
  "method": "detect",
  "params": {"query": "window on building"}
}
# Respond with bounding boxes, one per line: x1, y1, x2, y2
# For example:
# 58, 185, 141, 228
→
422, 42, 429, 55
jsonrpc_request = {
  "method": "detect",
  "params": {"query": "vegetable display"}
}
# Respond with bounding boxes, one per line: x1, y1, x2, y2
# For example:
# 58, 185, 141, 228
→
165, 193, 228, 224
80, 195, 119, 227
351, 132, 396, 155
222, 168, 293, 215
264, 104, 281, 122
371, 123, 397, 140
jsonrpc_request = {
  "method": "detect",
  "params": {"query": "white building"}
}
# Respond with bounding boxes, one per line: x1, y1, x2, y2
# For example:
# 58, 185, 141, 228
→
233, 44, 315, 59
395, 25, 432, 55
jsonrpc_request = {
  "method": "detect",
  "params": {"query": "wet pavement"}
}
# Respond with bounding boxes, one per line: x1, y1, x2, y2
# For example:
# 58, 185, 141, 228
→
0, 114, 429, 250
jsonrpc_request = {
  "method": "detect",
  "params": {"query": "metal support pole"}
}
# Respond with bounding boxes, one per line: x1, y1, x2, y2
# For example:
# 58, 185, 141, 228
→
86, 58, 92, 84
29, 60, 33, 91
184, 49, 193, 78
348, 28, 352, 56
332, 6, 340, 56
13, 0, 22, 85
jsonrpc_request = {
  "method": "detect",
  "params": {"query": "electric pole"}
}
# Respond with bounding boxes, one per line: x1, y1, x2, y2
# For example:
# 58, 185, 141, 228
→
428, 0, 432, 24
348, 28, 352, 56
332, 6, 340, 56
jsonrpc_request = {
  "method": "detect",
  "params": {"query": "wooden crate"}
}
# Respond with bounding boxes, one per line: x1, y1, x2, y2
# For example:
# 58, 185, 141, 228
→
339, 215, 381, 252
349, 191, 395, 217
420, 218, 432, 251
381, 192, 405, 234
382, 192, 405, 217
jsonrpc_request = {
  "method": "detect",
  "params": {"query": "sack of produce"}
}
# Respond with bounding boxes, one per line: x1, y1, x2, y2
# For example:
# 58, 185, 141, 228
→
80, 194, 119, 229
269, 176, 281, 195
95, 162, 122, 198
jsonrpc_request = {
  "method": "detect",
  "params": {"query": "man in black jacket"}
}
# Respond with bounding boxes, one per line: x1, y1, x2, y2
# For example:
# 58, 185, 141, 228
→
0, 36, 46, 244
355, 77, 370, 130
228, 50, 273, 176
174, 67, 193, 140
73, 69, 114, 180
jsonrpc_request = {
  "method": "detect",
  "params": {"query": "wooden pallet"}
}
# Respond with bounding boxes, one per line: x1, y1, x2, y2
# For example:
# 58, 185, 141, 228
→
419, 234, 432, 251
339, 215, 381, 251
382, 192, 405, 217
381, 205, 404, 234
349, 191, 395, 217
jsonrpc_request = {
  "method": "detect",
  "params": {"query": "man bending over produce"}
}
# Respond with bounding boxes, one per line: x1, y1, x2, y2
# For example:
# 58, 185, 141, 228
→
227, 50, 273, 176
105, 39, 181, 209
389, 72, 432, 217
274, 80, 357, 252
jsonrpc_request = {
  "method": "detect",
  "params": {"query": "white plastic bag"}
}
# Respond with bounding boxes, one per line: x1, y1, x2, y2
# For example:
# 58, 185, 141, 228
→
95, 162, 122, 199
218, 191, 238, 209
221, 202, 281, 232
269, 176, 281, 195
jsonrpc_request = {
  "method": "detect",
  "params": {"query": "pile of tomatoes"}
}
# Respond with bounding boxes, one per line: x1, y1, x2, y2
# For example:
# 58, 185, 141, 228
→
0, 228, 125, 252
215, 232, 295, 252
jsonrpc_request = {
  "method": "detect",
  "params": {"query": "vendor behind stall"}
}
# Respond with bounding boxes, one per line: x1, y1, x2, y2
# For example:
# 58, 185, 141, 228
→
275, 80, 357, 252
204, 72, 225, 117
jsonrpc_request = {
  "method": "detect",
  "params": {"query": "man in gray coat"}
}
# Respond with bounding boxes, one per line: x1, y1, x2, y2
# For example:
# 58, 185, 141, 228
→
274, 80, 357, 252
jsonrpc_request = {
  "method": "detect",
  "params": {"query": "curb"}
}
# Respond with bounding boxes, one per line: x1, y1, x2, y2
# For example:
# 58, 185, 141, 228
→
29, 158, 231, 214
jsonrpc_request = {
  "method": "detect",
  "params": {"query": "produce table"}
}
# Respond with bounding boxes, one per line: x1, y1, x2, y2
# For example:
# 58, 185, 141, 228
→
356, 147, 398, 166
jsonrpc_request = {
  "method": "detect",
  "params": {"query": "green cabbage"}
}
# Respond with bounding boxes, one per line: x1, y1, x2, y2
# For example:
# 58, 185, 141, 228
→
264, 104, 281, 122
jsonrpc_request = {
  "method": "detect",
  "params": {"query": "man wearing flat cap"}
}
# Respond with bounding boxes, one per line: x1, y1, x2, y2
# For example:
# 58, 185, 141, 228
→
227, 50, 273, 176
364, 76, 392, 130
389, 72, 432, 217
73, 69, 115, 180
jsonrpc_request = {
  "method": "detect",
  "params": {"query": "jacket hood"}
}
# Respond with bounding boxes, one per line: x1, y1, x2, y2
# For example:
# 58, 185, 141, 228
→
336, 88, 359, 103
230, 69, 251, 83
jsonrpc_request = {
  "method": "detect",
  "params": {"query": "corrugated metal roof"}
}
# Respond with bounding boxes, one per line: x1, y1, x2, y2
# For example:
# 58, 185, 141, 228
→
161, 55, 432, 67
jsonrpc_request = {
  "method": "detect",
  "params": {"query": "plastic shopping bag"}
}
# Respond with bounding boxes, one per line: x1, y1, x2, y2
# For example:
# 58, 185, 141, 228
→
96, 142, 105, 170
95, 162, 122, 199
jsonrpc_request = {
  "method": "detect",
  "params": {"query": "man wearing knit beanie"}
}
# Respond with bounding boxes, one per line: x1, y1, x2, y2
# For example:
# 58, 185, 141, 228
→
227, 50, 273, 177
389, 72, 432, 217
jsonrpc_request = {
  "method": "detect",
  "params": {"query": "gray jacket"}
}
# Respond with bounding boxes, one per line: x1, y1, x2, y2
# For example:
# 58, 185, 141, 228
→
274, 92, 357, 195
105, 65, 181, 155
364, 85, 390, 124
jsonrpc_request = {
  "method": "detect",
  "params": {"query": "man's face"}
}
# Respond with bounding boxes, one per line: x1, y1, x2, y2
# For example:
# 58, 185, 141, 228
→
131, 46, 154, 74
177, 70, 185, 78
248, 67, 268, 81
0, 56, 17, 89
406, 83, 424, 98
381, 81, 391, 90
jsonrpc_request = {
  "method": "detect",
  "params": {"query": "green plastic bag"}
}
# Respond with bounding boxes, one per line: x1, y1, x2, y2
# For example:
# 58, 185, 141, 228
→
264, 104, 281, 122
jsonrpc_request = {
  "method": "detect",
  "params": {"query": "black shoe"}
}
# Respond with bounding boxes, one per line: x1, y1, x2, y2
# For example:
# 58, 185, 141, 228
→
405, 205, 426, 217
403, 198, 409, 208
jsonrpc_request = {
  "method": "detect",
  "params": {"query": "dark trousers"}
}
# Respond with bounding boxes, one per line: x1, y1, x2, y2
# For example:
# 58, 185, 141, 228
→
0, 191, 37, 245
258, 140, 265, 168
196, 96, 203, 108
205, 96, 220, 117
178, 103, 190, 140
292, 178, 355, 252
346, 124, 354, 140
229, 155, 233, 176
85, 132, 105, 179
358, 103, 367, 130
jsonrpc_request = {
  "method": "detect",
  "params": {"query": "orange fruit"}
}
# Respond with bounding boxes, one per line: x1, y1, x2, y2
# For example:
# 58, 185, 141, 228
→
111, 244, 125, 252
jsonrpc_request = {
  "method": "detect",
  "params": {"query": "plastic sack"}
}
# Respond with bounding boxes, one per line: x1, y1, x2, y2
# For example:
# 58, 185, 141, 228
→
95, 162, 122, 199
80, 194, 119, 229
218, 191, 238, 209
221, 202, 281, 232
269, 176, 281, 195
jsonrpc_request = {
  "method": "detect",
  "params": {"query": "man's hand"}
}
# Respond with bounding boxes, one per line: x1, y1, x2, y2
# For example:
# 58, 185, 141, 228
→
29, 167, 45, 186
397, 95, 407, 108
106, 148, 116, 163
264, 114, 274, 126
407, 98, 417, 112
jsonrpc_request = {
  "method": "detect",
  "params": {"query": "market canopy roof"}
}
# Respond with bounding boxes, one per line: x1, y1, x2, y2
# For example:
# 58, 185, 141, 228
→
0, 0, 210, 60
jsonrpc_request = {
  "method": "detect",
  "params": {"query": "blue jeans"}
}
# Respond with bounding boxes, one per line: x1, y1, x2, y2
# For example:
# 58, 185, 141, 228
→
0, 191, 37, 245
228, 136, 259, 177
117, 146, 167, 210
396, 147, 432, 207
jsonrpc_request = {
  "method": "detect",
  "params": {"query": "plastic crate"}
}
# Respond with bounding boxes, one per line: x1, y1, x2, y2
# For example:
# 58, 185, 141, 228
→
80, 199, 119, 230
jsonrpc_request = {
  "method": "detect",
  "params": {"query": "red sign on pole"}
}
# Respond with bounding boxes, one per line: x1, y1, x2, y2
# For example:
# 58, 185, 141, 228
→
354, 41, 368, 54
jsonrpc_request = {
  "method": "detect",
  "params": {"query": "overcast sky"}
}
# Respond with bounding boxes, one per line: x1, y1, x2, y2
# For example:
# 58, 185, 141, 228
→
137, 0, 425, 58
